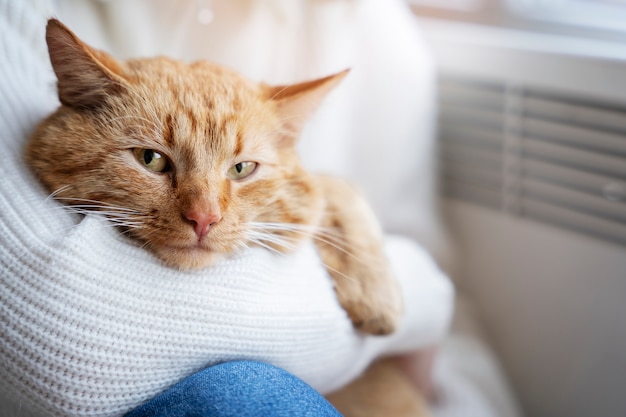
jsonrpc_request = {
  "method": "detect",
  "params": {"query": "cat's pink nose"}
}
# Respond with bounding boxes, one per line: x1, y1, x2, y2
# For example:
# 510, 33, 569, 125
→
185, 210, 222, 239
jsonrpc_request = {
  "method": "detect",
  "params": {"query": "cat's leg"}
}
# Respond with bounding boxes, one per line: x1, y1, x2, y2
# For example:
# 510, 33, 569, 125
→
315, 176, 403, 335
326, 358, 431, 417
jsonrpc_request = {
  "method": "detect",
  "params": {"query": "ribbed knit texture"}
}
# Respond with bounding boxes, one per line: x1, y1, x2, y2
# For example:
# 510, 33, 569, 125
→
0, 1, 454, 416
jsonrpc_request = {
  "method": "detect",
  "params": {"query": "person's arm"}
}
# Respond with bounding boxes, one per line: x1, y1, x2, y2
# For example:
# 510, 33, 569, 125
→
0, 2, 453, 416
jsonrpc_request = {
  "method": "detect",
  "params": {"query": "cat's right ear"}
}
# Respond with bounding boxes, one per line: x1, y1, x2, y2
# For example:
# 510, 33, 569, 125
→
46, 18, 129, 109
264, 69, 349, 140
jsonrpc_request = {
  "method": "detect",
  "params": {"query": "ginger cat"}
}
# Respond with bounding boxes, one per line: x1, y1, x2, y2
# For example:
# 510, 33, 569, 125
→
25, 19, 428, 416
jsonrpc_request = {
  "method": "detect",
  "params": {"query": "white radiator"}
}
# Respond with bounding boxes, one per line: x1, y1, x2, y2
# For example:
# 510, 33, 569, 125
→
422, 19, 626, 417
440, 76, 626, 245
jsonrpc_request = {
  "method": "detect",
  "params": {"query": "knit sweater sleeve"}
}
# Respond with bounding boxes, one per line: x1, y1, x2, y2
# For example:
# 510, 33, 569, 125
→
0, 1, 454, 416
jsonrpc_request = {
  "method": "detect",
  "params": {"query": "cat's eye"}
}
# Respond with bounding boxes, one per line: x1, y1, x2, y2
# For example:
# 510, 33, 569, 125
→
227, 161, 257, 180
133, 148, 170, 173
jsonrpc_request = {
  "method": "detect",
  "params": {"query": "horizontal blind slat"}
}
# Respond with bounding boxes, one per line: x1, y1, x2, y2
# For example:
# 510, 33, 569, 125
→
438, 75, 626, 246
523, 178, 626, 224
442, 178, 501, 210
440, 140, 503, 166
523, 138, 626, 179
523, 95, 626, 134
440, 124, 503, 148
440, 104, 504, 129
442, 160, 503, 188
522, 159, 626, 198
522, 199, 626, 245
520, 117, 626, 156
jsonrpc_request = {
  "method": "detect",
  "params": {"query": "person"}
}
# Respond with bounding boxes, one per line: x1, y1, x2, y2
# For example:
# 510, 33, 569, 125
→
125, 361, 342, 417
0, 1, 453, 416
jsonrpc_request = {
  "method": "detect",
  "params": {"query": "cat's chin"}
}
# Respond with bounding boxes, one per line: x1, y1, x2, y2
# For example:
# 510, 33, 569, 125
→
154, 245, 226, 270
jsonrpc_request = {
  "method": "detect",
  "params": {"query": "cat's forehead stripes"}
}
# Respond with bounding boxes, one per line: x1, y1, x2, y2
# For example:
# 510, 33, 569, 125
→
114, 59, 284, 180
162, 114, 175, 145
234, 131, 244, 157
159, 112, 252, 176
166, 109, 243, 157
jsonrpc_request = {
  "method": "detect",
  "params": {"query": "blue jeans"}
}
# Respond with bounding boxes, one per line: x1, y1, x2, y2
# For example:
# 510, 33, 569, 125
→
125, 361, 343, 417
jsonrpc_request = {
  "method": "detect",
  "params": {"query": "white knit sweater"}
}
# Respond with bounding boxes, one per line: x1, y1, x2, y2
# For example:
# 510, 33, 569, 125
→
0, 1, 453, 416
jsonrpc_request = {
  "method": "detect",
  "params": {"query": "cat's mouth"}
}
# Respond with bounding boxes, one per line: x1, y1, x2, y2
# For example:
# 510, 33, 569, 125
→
155, 242, 225, 270
163, 240, 215, 253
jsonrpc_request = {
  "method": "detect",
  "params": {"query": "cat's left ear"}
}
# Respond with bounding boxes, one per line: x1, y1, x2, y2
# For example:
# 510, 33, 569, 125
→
46, 18, 129, 109
265, 69, 349, 138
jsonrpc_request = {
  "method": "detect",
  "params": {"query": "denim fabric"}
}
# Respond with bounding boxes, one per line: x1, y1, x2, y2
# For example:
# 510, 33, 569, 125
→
125, 361, 343, 417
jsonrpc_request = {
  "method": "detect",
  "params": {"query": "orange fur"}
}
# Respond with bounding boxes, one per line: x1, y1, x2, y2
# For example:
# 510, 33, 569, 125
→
27, 18, 401, 328
28, 19, 332, 270
25, 19, 425, 416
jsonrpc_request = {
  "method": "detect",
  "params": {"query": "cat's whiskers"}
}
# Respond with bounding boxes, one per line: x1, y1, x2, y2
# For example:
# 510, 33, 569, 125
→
318, 262, 358, 284
45, 185, 73, 202
49, 196, 154, 230
245, 229, 299, 252
244, 238, 283, 256
251, 221, 346, 243
57, 208, 151, 230
246, 221, 386, 276
235, 240, 251, 252
52, 201, 141, 212
248, 221, 347, 250
265, 85, 291, 102
137, 235, 156, 251
245, 222, 359, 283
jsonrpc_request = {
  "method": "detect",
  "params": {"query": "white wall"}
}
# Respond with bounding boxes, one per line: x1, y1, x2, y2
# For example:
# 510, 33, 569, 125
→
445, 200, 626, 417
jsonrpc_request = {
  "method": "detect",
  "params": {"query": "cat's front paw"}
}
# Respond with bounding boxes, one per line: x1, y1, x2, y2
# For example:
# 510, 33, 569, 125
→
350, 304, 402, 336
338, 280, 403, 336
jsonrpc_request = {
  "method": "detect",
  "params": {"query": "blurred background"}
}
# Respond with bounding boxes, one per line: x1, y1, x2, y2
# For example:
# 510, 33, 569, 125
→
43, 1, 626, 416
410, 1, 626, 417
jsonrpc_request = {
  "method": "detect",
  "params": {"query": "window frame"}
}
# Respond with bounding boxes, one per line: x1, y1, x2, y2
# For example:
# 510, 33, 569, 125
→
409, 0, 626, 42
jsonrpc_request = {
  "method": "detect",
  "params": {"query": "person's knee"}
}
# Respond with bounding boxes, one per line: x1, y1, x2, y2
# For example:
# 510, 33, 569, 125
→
127, 361, 342, 417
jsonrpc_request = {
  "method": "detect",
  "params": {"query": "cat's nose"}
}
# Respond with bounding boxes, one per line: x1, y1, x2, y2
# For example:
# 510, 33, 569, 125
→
185, 210, 222, 239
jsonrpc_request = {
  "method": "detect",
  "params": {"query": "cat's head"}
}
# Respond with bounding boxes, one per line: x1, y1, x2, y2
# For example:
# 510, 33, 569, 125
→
26, 19, 347, 269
